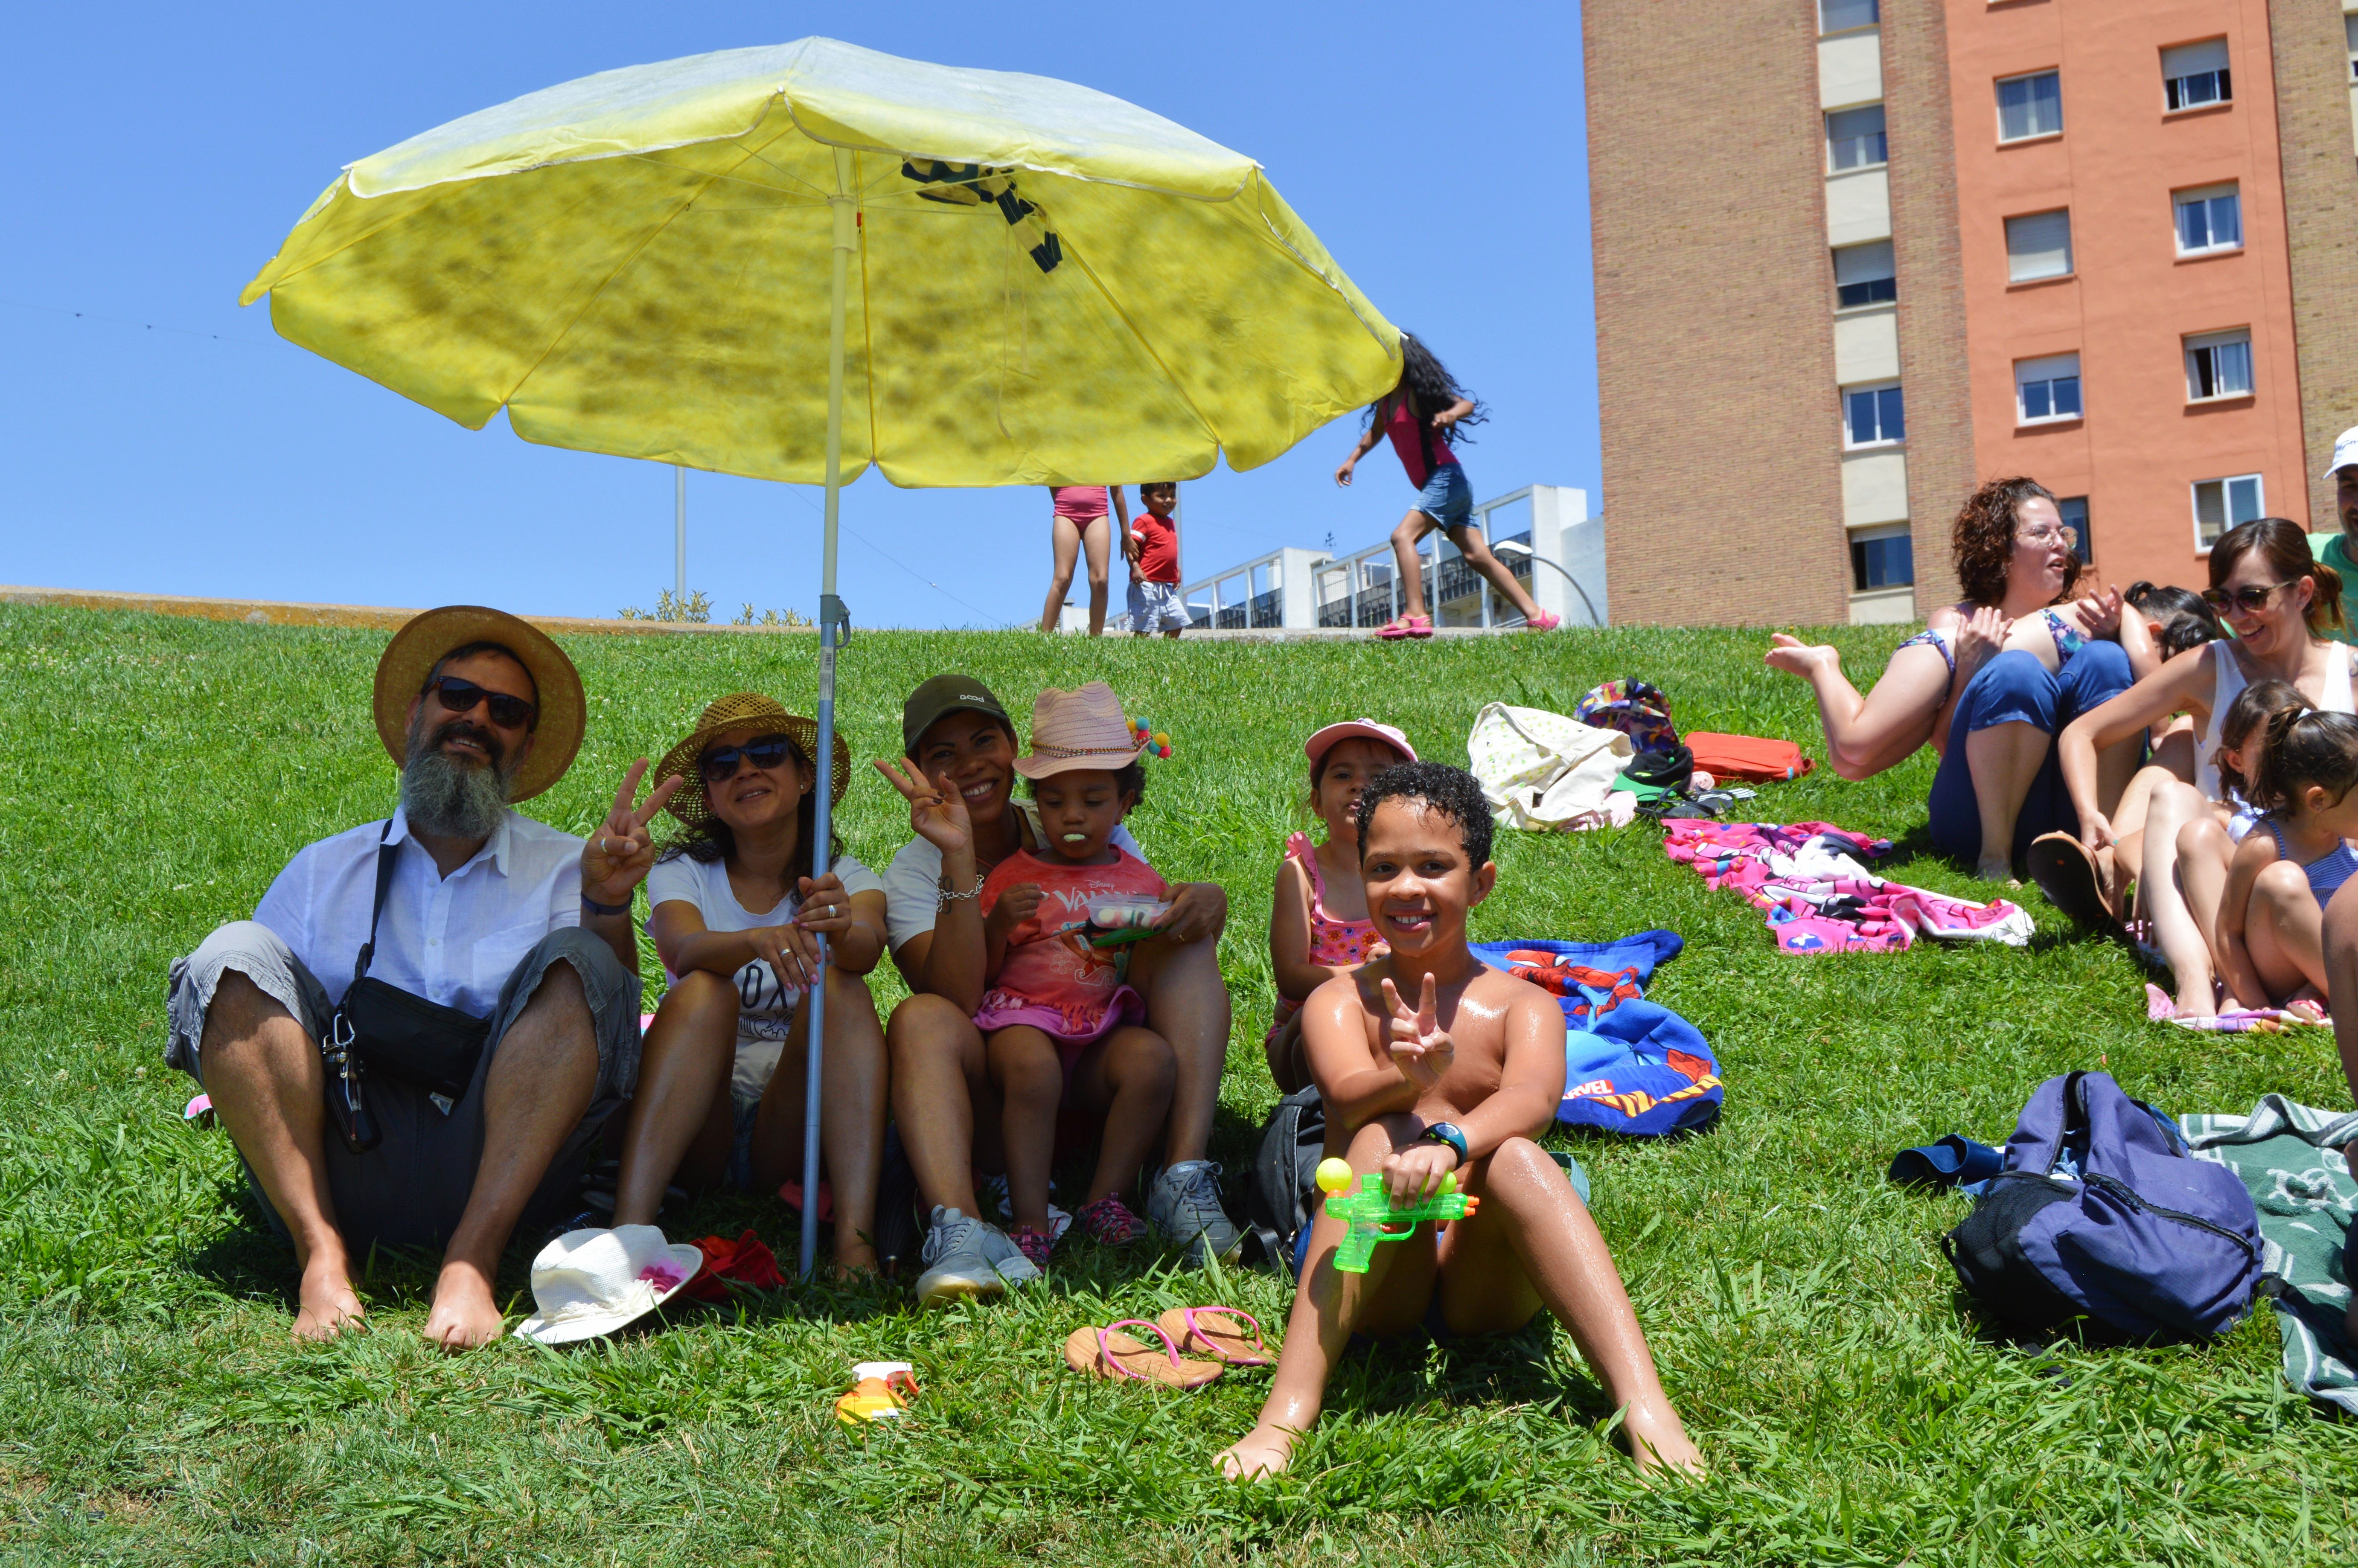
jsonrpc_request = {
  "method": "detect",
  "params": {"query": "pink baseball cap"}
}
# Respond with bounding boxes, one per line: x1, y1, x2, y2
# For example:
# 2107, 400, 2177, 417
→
1303, 719, 1417, 769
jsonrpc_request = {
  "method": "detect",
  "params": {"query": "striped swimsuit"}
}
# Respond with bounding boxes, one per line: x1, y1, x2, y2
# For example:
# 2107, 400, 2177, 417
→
2263, 820, 2358, 911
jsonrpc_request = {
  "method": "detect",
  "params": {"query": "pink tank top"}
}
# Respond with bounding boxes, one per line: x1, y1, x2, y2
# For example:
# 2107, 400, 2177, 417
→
1383, 398, 1459, 489
1267, 832, 1380, 1039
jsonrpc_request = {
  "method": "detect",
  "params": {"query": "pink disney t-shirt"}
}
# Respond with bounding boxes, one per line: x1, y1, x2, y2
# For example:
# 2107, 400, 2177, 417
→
975, 847, 1169, 1047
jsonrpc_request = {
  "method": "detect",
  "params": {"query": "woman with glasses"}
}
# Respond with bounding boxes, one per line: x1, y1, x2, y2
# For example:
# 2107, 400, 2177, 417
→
608, 694, 890, 1276
1768, 476, 2148, 881
2050, 519, 2352, 1019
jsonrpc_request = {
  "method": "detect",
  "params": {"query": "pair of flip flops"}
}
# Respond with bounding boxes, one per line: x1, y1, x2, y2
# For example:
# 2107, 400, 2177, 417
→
1062, 1306, 1271, 1388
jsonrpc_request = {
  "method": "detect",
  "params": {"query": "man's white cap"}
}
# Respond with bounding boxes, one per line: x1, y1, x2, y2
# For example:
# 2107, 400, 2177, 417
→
2325, 425, 2358, 480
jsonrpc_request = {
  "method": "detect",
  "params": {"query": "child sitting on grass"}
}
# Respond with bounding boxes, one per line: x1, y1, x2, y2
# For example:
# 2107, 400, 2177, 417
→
1265, 720, 1417, 1094
1218, 762, 1701, 1480
2210, 704, 2358, 1015
975, 682, 1179, 1271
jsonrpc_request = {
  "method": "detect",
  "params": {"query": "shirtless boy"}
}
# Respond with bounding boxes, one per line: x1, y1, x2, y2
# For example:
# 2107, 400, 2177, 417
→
1217, 762, 1701, 1479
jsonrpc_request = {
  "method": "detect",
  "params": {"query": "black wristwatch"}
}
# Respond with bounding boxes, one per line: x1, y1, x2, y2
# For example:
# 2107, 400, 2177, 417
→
580, 893, 631, 917
1418, 1122, 1469, 1166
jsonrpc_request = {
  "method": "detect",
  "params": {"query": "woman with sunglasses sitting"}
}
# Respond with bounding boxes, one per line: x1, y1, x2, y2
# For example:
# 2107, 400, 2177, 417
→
2049, 519, 2352, 1019
609, 695, 891, 1276
1768, 477, 2150, 881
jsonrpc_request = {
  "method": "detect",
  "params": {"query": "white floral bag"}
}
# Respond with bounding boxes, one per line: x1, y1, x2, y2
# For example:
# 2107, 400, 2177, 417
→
1465, 702, 1635, 832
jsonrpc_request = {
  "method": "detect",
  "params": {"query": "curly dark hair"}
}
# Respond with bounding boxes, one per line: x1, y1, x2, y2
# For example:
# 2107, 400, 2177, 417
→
1951, 476, 2086, 607
1354, 761, 1495, 870
1363, 333, 1488, 478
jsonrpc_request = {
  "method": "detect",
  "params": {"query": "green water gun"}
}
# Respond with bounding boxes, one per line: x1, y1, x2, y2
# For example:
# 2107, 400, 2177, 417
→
1316, 1158, 1479, 1273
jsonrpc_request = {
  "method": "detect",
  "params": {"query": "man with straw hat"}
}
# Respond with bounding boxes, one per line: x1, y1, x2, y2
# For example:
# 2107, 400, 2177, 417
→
164, 606, 678, 1350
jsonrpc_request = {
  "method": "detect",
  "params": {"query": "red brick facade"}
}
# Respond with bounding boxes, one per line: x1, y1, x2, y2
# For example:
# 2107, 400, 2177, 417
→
2268, 0, 2358, 527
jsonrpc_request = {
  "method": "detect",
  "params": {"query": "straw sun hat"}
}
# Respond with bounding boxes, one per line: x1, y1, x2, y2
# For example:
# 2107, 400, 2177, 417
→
654, 692, 853, 829
372, 605, 585, 802
1013, 682, 1147, 780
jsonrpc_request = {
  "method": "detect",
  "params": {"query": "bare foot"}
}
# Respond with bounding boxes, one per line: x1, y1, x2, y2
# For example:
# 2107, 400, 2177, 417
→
292, 1251, 364, 1341
422, 1260, 506, 1352
1215, 1421, 1301, 1481
1622, 1396, 1705, 1478
2173, 980, 2218, 1021
1762, 634, 1837, 680
1974, 855, 2015, 884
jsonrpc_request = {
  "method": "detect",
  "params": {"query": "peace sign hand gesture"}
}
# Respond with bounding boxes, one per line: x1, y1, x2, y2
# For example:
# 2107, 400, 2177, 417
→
580, 759, 683, 907
1379, 972, 1455, 1090
872, 757, 972, 856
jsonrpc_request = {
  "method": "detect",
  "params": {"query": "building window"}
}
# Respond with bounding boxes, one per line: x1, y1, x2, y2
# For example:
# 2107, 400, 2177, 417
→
2346, 14, 2356, 79
2174, 183, 2242, 255
1850, 524, 1913, 591
1834, 241, 1897, 308
2162, 40, 2232, 111
2184, 330, 2253, 401
2016, 353, 2082, 424
2193, 474, 2264, 549
1844, 382, 1906, 446
2058, 496, 2091, 563
2005, 209, 2073, 282
1820, 0, 1878, 32
1827, 105, 1889, 172
1997, 71, 2063, 141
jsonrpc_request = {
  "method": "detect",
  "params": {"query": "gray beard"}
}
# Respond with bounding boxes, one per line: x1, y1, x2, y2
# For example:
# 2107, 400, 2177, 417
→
400, 718, 515, 841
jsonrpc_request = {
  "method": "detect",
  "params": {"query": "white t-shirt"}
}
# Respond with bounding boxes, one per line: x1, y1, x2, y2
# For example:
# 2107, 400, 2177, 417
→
883, 800, 1141, 955
645, 850, 885, 1103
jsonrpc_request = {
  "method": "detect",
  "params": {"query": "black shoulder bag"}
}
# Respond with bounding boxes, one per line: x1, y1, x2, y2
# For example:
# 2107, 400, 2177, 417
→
320, 822, 495, 1154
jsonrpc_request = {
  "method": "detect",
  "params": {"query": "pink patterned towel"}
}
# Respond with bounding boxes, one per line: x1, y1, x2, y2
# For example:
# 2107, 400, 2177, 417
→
2143, 983, 2329, 1033
1663, 820, 2032, 954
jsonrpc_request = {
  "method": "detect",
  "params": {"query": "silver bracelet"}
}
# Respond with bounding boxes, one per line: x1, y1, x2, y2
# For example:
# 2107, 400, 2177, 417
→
937, 873, 986, 906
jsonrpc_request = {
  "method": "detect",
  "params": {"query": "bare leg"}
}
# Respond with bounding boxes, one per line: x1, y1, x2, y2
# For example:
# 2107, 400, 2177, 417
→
748, 967, 889, 1274
1762, 634, 1939, 781
985, 1026, 1064, 1234
2314, 886, 2358, 1346
1264, 1011, 1311, 1097
2175, 815, 2242, 1001
885, 994, 997, 1217
1069, 1027, 1177, 1205
1451, 527, 1545, 623
1038, 515, 1085, 633
198, 971, 362, 1340
1079, 515, 1112, 637
423, 960, 600, 1353
1965, 721, 2049, 881
2141, 782, 2218, 1017
611, 971, 739, 1225
1129, 933, 1231, 1165
1389, 510, 1434, 621
2244, 863, 2328, 1001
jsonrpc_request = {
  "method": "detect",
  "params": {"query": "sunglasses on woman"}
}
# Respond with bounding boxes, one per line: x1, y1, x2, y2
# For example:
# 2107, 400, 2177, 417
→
429, 676, 538, 730
2200, 581, 2298, 614
700, 734, 801, 783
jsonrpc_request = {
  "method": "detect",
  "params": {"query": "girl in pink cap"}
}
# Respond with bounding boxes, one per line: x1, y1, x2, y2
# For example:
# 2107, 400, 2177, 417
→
974, 682, 1178, 1269
1265, 720, 1417, 1092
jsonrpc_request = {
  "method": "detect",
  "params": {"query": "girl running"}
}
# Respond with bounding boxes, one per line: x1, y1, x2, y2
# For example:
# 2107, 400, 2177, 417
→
1037, 485, 1130, 637
1266, 720, 1416, 1093
1334, 335, 1558, 639
2211, 704, 2358, 1013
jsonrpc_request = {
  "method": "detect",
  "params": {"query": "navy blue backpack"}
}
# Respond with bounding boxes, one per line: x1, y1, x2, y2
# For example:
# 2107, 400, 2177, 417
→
1943, 1071, 2262, 1340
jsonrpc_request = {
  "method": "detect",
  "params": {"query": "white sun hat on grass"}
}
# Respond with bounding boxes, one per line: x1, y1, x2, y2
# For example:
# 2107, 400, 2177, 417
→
513, 1225, 704, 1345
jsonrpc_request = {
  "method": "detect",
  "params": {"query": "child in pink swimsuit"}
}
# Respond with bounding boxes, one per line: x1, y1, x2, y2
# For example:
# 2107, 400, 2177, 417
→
1264, 719, 1418, 1092
976, 682, 1178, 1270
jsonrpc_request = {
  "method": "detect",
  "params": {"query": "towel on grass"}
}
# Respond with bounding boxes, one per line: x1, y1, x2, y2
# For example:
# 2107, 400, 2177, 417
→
1664, 820, 2033, 953
1473, 931, 1720, 1137
2145, 983, 2330, 1033
2180, 1097, 2358, 1416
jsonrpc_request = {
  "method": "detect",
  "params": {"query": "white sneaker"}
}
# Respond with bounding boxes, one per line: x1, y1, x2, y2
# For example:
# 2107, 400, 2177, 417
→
915, 1207, 1007, 1306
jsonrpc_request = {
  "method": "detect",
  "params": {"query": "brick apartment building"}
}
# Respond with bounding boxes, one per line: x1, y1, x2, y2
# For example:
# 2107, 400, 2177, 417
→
1586, 0, 2358, 626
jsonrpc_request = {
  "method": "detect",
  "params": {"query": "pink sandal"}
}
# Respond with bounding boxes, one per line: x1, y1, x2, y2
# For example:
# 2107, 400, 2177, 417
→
1062, 1318, 1224, 1388
1524, 611, 1562, 632
1405, 614, 1435, 639
1154, 1306, 1272, 1367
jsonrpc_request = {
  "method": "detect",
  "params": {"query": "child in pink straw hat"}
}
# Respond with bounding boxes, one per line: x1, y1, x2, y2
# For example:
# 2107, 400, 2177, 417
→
975, 682, 1178, 1271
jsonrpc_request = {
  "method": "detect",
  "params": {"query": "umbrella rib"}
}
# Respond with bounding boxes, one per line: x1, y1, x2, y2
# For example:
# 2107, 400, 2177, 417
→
1055, 241, 1221, 459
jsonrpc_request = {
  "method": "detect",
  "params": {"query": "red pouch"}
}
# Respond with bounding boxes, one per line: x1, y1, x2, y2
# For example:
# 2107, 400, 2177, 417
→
1684, 732, 1815, 782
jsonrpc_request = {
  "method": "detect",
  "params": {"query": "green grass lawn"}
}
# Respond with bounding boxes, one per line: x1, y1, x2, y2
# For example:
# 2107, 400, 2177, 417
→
1, 603, 2352, 1565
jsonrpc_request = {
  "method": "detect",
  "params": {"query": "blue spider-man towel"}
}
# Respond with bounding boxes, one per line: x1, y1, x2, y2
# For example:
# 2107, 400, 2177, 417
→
1471, 930, 1721, 1137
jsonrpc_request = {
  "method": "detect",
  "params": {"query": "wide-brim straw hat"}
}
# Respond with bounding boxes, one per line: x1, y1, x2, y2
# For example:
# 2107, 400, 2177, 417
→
655, 692, 852, 829
373, 605, 585, 802
1013, 681, 1147, 780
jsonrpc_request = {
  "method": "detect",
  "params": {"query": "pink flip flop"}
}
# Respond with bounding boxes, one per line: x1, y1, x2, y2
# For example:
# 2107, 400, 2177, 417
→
1525, 611, 1562, 632
1063, 1318, 1224, 1388
1376, 618, 1415, 641
1154, 1306, 1272, 1367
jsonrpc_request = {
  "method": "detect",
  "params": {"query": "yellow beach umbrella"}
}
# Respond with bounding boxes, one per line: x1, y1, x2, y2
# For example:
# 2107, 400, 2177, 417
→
241, 37, 1401, 1275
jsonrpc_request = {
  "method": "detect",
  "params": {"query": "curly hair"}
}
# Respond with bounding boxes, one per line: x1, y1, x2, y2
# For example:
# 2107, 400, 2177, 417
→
1951, 476, 2085, 607
1354, 760, 1495, 870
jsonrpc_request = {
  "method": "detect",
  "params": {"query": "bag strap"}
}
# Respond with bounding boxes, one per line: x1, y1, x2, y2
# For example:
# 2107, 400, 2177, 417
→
351, 819, 400, 988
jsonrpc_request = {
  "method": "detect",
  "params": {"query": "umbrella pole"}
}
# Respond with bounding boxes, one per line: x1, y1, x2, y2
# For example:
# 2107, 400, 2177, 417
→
801, 148, 857, 1283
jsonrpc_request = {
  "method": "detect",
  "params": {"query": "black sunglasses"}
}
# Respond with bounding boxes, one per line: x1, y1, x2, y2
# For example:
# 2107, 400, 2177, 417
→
428, 676, 537, 730
700, 734, 800, 784
2201, 581, 2300, 614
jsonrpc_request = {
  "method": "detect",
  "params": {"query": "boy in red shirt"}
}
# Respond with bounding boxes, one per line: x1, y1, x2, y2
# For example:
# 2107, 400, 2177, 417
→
1124, 482, 1188, 640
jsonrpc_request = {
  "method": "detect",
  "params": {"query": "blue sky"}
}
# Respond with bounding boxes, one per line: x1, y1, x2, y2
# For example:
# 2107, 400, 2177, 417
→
2, 3, 1595, 628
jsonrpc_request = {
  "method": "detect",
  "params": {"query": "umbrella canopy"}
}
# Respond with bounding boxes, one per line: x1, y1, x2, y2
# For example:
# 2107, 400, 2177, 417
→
240, 37, 1401, 484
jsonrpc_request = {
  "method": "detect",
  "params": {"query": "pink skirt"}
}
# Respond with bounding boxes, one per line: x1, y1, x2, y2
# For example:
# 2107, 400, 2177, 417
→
974, 984, 1146, 1085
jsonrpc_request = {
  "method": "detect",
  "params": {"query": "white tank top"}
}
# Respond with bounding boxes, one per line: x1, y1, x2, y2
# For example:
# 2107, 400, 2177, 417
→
2194, 642, 2355, 800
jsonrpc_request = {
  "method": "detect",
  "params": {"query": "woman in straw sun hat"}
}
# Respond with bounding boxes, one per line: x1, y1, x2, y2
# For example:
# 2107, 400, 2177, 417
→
608, 693, 891, 1277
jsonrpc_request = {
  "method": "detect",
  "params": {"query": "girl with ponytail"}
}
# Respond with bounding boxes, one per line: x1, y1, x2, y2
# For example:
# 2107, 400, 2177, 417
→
2212, 704, 2358, 1012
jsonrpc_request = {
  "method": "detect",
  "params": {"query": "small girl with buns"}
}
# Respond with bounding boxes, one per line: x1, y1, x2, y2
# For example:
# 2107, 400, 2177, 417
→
975, 682, 1179, 1270
1265, 720, 1417, 1094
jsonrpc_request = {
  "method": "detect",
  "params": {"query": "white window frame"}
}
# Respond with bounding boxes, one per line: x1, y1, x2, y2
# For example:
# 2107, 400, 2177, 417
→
1826, 105, 1889, 173
2004, 209, 2073, 283
1843, 380, 1906, 448
2184, 329, 2254, 402
2192, 474, 2265, 551
1997, 70, 2063, 142
2014, 353, 2083, 425
2172, 183, 2243, 256
2161, 39, 2232, 112
1819, 0, 1878, 34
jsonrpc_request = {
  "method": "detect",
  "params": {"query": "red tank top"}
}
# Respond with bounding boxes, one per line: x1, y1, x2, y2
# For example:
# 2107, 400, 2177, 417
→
1384, 398, 1459, 489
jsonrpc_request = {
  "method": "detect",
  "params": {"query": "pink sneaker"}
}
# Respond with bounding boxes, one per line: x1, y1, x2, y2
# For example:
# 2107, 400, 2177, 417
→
1074, 1193, 1146, 1246
1008, 1224, 1056, 1272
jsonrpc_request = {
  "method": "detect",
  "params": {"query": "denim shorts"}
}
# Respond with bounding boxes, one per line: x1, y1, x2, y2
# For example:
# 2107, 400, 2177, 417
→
1414, 462, 1473, 529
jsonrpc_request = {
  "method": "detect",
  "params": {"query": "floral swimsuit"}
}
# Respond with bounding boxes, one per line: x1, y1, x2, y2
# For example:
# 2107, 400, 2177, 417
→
1266, 831, 1380, 1045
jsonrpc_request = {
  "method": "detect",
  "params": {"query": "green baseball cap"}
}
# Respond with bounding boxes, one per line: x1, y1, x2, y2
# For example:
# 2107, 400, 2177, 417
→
901, 673, 1015, 758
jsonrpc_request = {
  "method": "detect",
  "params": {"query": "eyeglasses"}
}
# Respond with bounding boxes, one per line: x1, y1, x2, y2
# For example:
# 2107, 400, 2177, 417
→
2201, 581, 2300, 614
700, 734, 799, 784
428, 676, 537, 730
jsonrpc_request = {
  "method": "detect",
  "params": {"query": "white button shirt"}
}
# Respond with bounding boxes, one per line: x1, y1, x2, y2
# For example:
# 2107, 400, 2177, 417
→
253, 806, 586, 1018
